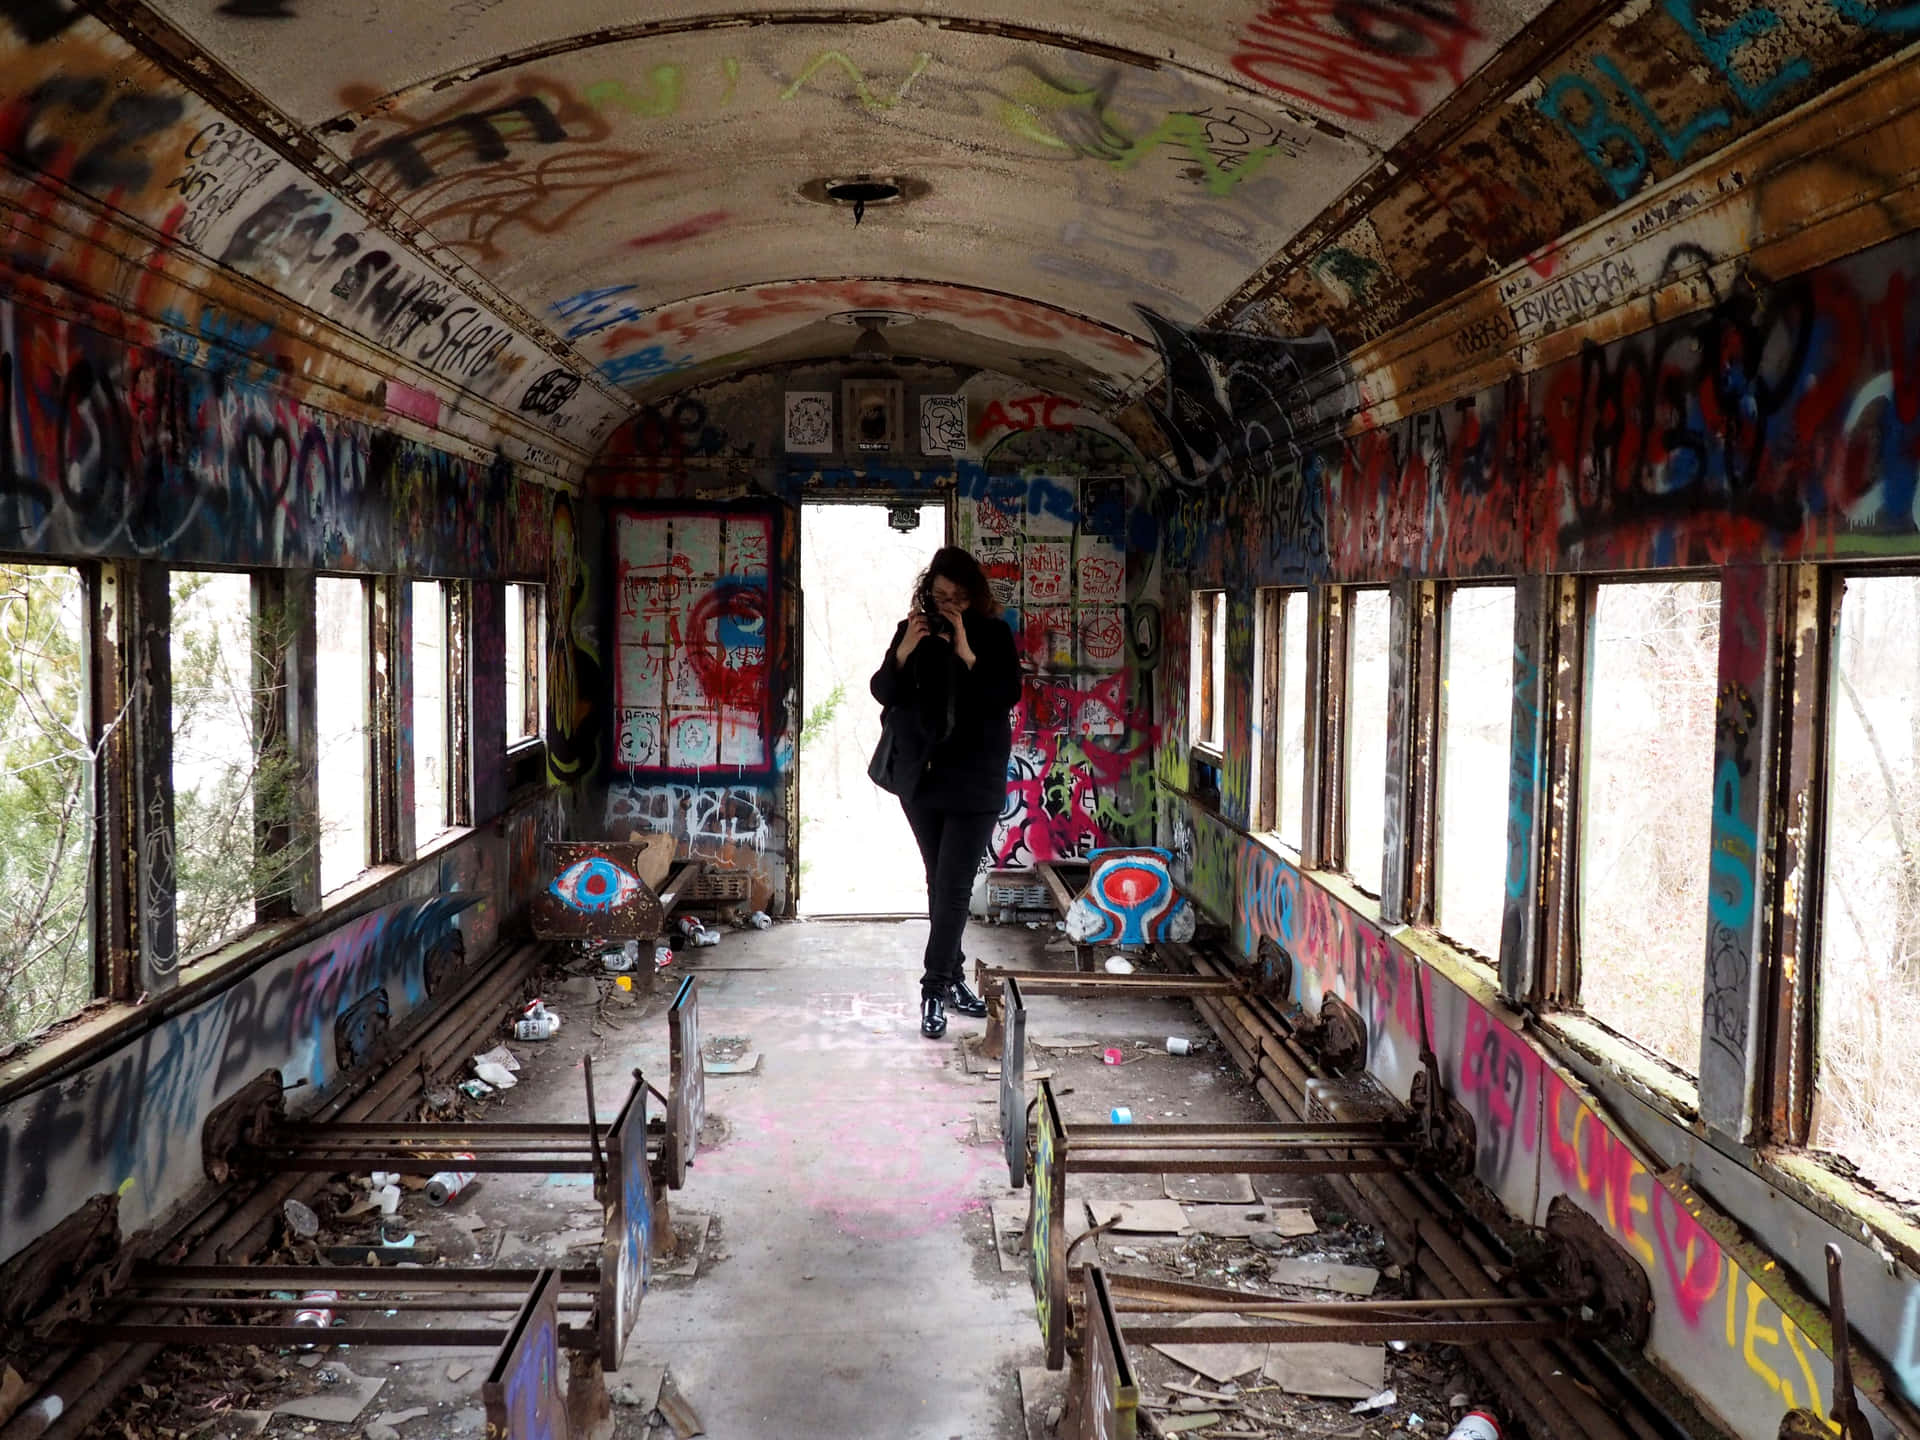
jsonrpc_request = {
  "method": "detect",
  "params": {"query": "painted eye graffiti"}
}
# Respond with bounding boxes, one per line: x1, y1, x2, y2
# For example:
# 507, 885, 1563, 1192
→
550, 856, 644, 913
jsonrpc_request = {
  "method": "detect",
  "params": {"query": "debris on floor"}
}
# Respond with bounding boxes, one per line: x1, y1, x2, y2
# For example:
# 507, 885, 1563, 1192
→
1264, 1341, 1389, 1399
270, 1364, 385, 1423
1149, 1315, 1269, 1384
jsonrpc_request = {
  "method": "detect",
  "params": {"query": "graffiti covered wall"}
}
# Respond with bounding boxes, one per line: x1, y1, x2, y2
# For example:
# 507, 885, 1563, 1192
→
0, 806, 541, 1268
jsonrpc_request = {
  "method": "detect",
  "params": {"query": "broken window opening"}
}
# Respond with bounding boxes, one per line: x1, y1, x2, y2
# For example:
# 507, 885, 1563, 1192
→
170, 570, 302, 958
0, 563, 94, 1047
1191, 589, 1225, 754
1578, 578, 1720, 1077
1814, 571, 1920, 1208
413, 581, 450, 842
505, 582, 544, 746
1345, 588, 1392, 898
316, 575, 371, 896
1437, 584, 1516, 962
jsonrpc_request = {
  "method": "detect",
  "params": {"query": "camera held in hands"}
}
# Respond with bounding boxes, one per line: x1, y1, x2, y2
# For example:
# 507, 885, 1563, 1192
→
918, 586, 955, 641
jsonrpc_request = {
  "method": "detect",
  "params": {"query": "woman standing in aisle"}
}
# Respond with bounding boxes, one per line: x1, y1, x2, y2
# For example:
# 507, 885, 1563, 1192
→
869, 547, 1023, 1038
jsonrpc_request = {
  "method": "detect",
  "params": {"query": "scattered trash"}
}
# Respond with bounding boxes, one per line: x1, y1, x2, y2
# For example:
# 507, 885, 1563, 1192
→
601, 940, 639, 973
426, 1155, 478, 1206
1165, 1035, 1193, 1055
368, 1170, 400, 1188
472, 1045, 521, 1073
657, 1381, 705, 1437
616, 975, 635, 991
1160, 1414, 1223, 1434
458, 1078, 493, 1100
514, 1000, 560, 1041
1102, 955, 1135, 975
703, 1051, 761, 1076
610, 1385, 644, 1407
1351, 1388, 1398, 1414
375, 1183, 401, 1216
282, 1198, 320, 1238
445, 1363, 473, 1384
473, 1060, 518, 1088
291, 1290, 337, 1346
1102, 1047, 1125, 1066
1447, 1411, 1502, 1439
749, 911, 772, 930
1110, 1106, 1133, 1124
374, 1409, 429, 1429
1410, 1415, 1426, 1430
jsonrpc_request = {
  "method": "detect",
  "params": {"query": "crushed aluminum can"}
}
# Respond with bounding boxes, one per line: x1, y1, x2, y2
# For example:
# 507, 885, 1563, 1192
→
293, 1290, 338, 1348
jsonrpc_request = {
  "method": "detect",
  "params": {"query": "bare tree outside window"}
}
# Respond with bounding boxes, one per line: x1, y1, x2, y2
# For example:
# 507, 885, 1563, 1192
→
1579, 580, 1720, 1075
413, 581, 449, 841
1438, 586, 1516, 959
1815, 573, 1920, 1207
0, 564, 94, 1046
316, 577, 370, 895
1346, 589, 1391, 895
170, 571, 308, 959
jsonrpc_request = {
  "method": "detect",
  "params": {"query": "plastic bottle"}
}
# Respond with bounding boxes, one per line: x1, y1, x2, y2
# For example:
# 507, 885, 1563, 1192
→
425, 1154, 477, 1206
1447, 1413, 1501, 1440
293, 1290, 338, 1348
748, 911, 772, 931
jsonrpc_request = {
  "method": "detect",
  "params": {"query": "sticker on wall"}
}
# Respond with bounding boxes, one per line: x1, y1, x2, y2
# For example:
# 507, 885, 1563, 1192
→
920, 394, 967, 456
1024, 542, 1071, 607
618, 707, 663, 767
1077, 543, 1126, 606
1078, 607, 1127, 670
843, 380, 903, 453
785, 392, 834, 453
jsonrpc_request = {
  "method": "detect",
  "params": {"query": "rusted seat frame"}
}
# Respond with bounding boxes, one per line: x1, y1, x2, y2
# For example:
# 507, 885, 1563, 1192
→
83, 1061, 659, 1373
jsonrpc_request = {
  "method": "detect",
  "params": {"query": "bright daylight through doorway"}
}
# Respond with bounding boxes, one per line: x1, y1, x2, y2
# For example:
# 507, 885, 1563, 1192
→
799, 502, 946, 916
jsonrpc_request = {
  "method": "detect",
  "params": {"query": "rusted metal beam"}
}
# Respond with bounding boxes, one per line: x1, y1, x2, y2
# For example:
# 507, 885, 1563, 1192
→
1034, 863, 1077, 919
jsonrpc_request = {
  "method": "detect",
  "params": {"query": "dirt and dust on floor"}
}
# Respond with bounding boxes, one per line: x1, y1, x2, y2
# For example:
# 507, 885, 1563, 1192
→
81, 920, 1509, 1440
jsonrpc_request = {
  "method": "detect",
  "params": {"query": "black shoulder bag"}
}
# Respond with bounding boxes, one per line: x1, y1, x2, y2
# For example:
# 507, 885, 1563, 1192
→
868, 647, 958, 797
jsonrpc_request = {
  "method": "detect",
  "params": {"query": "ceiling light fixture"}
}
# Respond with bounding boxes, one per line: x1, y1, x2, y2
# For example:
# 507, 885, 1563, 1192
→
850, 316, 893, 359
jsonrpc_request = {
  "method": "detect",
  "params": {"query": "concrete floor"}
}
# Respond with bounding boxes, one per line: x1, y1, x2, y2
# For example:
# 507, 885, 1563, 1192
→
615, 919, 1034, 1439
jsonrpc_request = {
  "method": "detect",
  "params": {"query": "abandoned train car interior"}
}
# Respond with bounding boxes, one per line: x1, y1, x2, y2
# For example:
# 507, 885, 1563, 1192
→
0, 0, 1917, 1436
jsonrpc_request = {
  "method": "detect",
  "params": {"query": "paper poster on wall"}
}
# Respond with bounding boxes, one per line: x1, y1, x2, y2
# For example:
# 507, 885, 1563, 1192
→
613, 511, 774, 777
920, 394, 967, 455
785, 392, 834, 453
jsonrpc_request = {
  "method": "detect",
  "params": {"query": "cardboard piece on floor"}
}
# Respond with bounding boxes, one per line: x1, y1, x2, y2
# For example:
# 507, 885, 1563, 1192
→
1159, 1414, 1224, 1435
1019, 1366, 1071, 1440
1088, 1197, 1191, 1234
992, 1195, 1087, 1272
661, 1212, 713, 1276
1267, 1258, 1381, 1296
703, 1052, 760, 1076
1264, 1341, 1388, 1399
609, 1361, 666, 1415
1181, 1205, 1319, 1238
1149, 1314, 1268, 1384
374, 1408, 430, 1428
272, 1366, 385, 1423
1164, 1173, 1257, 1204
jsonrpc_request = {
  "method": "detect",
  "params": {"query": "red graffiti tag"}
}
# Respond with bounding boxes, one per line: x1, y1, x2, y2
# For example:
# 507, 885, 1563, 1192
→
973, 394, 1075, 442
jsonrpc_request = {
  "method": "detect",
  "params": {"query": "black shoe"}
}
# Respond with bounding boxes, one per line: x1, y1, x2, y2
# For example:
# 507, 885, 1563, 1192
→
945, 979, 988, 1018
921, 995, 948, 1039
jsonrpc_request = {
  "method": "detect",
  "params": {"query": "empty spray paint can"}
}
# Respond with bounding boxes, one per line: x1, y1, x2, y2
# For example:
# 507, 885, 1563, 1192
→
425, 1154, 477, 1206
1446, 1413, 1501, 1440
749, 911, 772, 930
293, 1290, 338, 1347
515, 1011, 559, 1041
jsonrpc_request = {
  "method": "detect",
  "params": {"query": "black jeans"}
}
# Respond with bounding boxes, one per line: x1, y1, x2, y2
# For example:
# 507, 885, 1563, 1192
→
902, 800, 998, 999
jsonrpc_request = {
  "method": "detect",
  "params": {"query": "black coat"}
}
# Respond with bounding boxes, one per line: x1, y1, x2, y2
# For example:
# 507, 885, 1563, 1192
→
870, 611, 1023, 813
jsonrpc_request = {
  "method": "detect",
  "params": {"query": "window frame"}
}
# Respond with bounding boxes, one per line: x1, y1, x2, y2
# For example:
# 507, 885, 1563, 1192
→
314, 571, 375, 898
1340, 584, 1393, 900
504, 580, 546, 753
1564, 569, 1723, 1082
1431, 579, 1519, 967
410, 579, 454, 846
1190, 587, 1227, 759
1252, 586, 1310, 850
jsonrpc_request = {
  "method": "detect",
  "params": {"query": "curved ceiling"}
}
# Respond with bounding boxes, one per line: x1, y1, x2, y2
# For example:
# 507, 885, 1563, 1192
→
4, 0, 1910, 458
123, 1, 1547, 398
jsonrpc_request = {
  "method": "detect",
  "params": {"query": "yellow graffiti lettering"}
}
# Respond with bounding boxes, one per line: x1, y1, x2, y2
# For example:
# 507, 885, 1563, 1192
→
1726, 1252, 1739, 1349
1744, 1281, 1791, 1405
1573, 1106, 1598, 1192
1780, 1313, 1833, 1428
781, 51, 932, 112
1615, 1158, 1657, 1269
